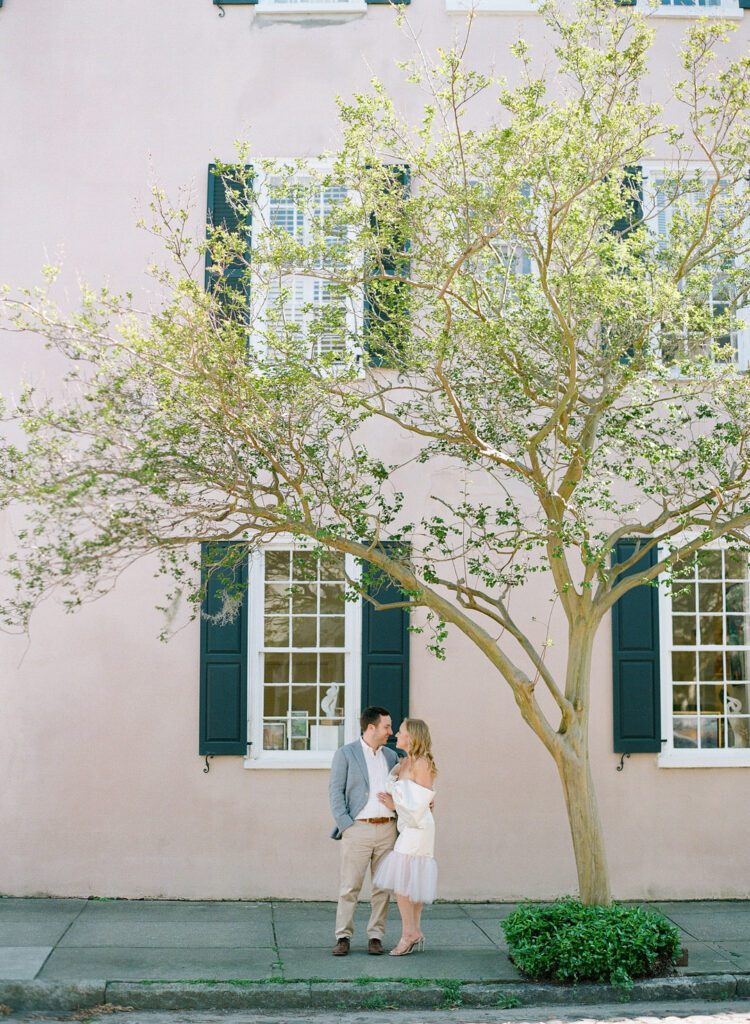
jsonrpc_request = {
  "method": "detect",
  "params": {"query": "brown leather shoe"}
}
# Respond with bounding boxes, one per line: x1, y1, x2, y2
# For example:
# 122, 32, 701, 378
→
332, 936, 350, 956
368, 938, 385, 955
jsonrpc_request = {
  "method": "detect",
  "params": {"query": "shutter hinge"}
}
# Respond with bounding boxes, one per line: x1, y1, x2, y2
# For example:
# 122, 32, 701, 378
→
616, 752, 630, 772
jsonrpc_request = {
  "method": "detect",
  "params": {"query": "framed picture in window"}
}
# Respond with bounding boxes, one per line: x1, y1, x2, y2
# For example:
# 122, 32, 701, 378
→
291, 711, 309, 738
263, 722, 287, 751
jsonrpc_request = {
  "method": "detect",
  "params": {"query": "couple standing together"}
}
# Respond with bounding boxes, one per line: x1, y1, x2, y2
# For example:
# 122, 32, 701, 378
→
329, 706, 438, 957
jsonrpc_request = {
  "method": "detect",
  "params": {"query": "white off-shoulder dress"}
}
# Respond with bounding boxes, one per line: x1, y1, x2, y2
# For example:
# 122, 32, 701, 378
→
372, 765, 437, 904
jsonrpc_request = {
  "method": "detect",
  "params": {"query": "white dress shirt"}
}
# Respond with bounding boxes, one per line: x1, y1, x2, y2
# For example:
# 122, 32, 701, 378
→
356, 737, 395, 820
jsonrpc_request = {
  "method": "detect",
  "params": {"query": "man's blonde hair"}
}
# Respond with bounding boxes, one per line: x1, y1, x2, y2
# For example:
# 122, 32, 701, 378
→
404, 718, 437, 777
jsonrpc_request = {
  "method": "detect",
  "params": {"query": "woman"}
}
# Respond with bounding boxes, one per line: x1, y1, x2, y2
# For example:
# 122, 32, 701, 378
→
373, 718, 437, 956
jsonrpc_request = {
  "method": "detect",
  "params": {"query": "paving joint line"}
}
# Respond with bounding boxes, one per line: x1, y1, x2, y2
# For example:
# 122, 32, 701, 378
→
34, 900, 89, 980
270, 901, 284, 980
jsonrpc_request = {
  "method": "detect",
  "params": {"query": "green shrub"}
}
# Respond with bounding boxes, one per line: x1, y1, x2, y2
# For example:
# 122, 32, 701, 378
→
501, 898, 680, 985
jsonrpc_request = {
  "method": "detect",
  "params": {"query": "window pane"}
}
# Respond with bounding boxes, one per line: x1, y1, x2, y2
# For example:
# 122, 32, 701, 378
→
265, 551, 290, 581
726, 651, 750, 681
292, 583, 317, 615
673, 684, 697, 713
699, 616, 723, 646
320, 616, 345, 647
726, 582, 748, 613
726, 683, 750, 714
700, 684, 724, 713
291, 652, 317, 684
727, 718, 750, 748
697, 551, 723, 579
320, 583, 345, 614
698, 583, 723, 613
265, 583, 290, 615
673, 651, 697, 681
320, 652, 345, 684
264, 686, 289, 717
699, 717, 720, 749
672, 583, 695, 613
725, 551, 747, 580
293, 552, 318, 582
262, 721, 287, 751
726, 616, 749, 646
320, 551, 346, 580
320, 680, 344, 717
264, 653, 289, 683
265, 617, 289, 646
673, 717, 698, 748
293, 616, 317, 647
672, 616, 696, 645
699, 651, 724, 681
291, 685, 318, 714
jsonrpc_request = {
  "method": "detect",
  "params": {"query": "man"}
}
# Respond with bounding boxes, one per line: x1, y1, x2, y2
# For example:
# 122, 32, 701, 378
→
329, 706, 399, 956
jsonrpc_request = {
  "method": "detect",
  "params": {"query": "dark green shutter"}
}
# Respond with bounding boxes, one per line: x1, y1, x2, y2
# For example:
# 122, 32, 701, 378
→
740, 0, 750, 8
213, 1, 258, 5
614, 0, 636, 6
206, 164, 252, 318
366, 0, 410, 5
361, 542, 410, 739
611, 539, 662, 754
613, 166, 643, 238
364, 165, 411, 367
199, 543, 249, 756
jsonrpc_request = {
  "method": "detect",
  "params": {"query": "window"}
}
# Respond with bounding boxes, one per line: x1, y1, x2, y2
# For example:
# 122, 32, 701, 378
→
252, 167, 362, 362
642, 165, 750, 370
246, 544, 361, 767
660, 547, 750, 767
637, 0, 743, 15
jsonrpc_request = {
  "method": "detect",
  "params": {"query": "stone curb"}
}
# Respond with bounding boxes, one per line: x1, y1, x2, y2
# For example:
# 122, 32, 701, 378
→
0, 974, 744, 1012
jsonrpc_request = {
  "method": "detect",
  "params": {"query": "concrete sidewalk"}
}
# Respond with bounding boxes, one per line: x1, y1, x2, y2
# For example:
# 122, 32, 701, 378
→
1, 897, 750, 1011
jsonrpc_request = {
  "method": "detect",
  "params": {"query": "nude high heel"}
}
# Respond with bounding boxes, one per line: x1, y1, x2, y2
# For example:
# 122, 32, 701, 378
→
389, 936, 425, 956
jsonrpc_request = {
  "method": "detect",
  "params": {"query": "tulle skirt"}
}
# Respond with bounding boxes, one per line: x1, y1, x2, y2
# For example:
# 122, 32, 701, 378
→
373, 850, 438, 904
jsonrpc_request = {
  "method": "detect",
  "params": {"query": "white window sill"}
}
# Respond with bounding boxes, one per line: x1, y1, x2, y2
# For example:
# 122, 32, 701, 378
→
244, 753, 335, 769
446, 1, 537, 10
255, 1, 367, 12
658, 750, 750, 768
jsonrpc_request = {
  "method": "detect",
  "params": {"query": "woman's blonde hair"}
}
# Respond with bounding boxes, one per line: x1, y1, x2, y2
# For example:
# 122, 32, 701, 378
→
404, 718, 437, 777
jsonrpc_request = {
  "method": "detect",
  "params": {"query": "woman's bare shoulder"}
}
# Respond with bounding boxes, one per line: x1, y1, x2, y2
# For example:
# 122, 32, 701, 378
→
411, 756, 436, 786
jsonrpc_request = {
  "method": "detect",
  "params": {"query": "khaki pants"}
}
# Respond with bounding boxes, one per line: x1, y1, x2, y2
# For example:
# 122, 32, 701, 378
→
335, 820, 397, 940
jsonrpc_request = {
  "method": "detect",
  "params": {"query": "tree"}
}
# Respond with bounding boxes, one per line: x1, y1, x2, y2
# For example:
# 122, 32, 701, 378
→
3, 0, 750, 905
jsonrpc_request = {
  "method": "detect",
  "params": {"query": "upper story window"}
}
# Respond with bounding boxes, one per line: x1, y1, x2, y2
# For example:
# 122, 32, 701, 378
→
251, 166, 361, 362
641, 165, 750, 371
638, 0, 743, 15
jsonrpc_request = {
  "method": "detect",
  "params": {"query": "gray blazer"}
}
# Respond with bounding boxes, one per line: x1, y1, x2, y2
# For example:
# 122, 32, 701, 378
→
329, 739, 399, 839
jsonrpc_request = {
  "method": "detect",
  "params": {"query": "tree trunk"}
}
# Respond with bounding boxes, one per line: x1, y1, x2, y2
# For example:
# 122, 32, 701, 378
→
555, 621, 611, 906
557, 746, 611, 906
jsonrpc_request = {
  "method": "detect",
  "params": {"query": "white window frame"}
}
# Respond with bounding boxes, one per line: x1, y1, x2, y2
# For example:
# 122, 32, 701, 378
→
255, 0, 366, 14
446, 0, 537, 12
658, 542, 750, 768
641, 162, 750, 372
245, 538, 361, 769
250, 159, 363, 365
637, 0, 743, 17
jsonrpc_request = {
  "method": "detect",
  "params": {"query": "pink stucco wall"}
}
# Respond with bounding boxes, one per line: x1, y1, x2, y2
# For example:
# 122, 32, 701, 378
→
2, 0, 750, 899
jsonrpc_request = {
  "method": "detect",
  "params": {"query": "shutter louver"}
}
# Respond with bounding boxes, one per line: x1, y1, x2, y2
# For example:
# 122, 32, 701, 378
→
613, 166, 643, 238
199, 543, 249, 756
361, 541, 410, 745
364, 165, 411, 367
206, 164, 252, 321
739, 0, 750, 9
611, 539, 662, 754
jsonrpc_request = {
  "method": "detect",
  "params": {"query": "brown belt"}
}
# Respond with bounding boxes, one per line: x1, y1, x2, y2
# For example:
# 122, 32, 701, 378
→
356, 817, 394, 825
